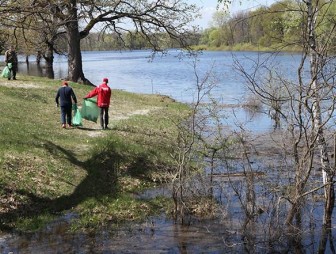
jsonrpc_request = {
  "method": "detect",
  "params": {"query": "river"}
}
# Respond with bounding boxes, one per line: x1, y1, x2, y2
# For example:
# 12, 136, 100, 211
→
17, 50, 305, 132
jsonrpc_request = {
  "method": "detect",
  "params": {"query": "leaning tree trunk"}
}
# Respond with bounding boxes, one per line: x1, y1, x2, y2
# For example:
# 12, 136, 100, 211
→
65, 0, 93, 85
306, 0, 334, 225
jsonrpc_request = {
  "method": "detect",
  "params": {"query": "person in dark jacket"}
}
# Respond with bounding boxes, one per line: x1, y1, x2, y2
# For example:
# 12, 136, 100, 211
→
84, 77, 112, 129
4, 45, 18, 80
55, 81, 77, 128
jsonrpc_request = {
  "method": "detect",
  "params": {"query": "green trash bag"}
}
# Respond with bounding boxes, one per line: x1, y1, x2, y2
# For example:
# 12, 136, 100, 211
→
80, 98, 99, 123
1, 66, 11, 79
72, 105, 83, 126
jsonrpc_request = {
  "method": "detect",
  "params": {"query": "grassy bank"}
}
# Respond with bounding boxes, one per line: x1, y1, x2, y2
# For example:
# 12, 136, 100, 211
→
0, 75, 189, 232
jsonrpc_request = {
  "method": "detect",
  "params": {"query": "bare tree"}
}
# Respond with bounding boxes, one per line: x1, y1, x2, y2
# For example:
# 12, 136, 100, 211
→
0, 0, 200, 84
0, 0, 68, 78
305, 0, 335, 225
167, 56, 225, 223
231, 0, 336, 238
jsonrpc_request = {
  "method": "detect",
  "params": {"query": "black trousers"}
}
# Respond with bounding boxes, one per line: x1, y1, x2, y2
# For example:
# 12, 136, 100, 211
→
100, 107, 109, 128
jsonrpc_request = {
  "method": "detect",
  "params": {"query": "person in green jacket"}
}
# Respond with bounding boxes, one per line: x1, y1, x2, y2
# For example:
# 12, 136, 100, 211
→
4, 45, 18, 80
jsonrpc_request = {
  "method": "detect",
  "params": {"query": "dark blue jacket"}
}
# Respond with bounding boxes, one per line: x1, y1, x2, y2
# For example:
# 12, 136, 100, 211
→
55, 85, 77, 107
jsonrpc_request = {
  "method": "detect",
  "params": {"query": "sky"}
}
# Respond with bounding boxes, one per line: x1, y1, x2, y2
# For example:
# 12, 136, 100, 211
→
191, 0, 277, 28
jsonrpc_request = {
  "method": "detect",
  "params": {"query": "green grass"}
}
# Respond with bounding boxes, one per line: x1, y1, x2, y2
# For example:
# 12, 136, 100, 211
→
192, 43, 302, 52
0, 75, 189, 232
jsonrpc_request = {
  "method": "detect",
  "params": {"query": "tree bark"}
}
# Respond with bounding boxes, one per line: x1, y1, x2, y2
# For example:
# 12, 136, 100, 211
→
44, 43, 55, 79
65, 0, 93, 86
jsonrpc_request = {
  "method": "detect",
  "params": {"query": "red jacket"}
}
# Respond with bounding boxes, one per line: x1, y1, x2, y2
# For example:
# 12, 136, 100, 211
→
84, 82, 111, 107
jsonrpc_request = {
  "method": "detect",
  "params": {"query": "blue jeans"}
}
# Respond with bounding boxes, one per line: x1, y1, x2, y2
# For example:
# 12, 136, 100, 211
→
61, 105, 72, 125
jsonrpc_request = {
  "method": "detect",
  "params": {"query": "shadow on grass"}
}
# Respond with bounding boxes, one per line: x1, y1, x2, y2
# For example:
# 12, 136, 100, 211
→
0, 136, 154, 232
74, 126, 101, 131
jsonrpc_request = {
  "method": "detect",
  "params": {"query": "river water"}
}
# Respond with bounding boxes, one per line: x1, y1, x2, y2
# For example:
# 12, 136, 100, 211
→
2, 50, 334, 253
16, 50, 305, 132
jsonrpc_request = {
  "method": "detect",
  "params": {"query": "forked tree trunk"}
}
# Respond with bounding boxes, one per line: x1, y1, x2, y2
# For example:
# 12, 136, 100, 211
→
285, 176, 305, 225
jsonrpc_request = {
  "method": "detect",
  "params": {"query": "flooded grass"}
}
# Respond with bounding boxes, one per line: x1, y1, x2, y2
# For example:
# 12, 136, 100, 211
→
1, 197, 334, 253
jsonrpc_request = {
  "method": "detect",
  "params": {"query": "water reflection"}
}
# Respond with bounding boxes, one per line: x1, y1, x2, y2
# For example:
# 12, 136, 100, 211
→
1, 209, 334, 253
1, 166, 335, 253
223, 106, 273, 133
18, 62, 63, 80
318, 222, 336, 253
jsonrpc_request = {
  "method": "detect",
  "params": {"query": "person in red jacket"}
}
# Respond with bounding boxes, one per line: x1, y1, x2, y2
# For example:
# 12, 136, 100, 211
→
84, 78, 112, 129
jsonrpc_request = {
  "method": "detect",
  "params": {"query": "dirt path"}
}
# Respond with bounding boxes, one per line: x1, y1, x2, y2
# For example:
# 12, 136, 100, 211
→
82, 108, 159, 137
0, 80, 44, 89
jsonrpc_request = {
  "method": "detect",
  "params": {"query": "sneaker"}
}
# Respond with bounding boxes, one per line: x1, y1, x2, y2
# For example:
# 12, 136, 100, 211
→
13, 77, 16, 80
62, 124, 66, 128
105, 126, 109, 130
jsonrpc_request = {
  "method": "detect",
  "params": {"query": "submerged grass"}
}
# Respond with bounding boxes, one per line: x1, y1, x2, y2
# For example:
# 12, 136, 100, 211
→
0, 75, 188, 232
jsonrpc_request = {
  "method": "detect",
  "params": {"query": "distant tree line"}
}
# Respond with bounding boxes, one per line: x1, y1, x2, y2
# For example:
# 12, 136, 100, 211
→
80, 32, 194, 51
200, 0, 336, 51
77, 0, 336, 52
1, 0, 335, 80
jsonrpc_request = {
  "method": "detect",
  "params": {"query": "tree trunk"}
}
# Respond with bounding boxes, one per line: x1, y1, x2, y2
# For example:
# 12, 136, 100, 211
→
65, 0, 93, 85
44, 43, 54, 79
285, 180, 304, 225
36, 51, 42, 65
